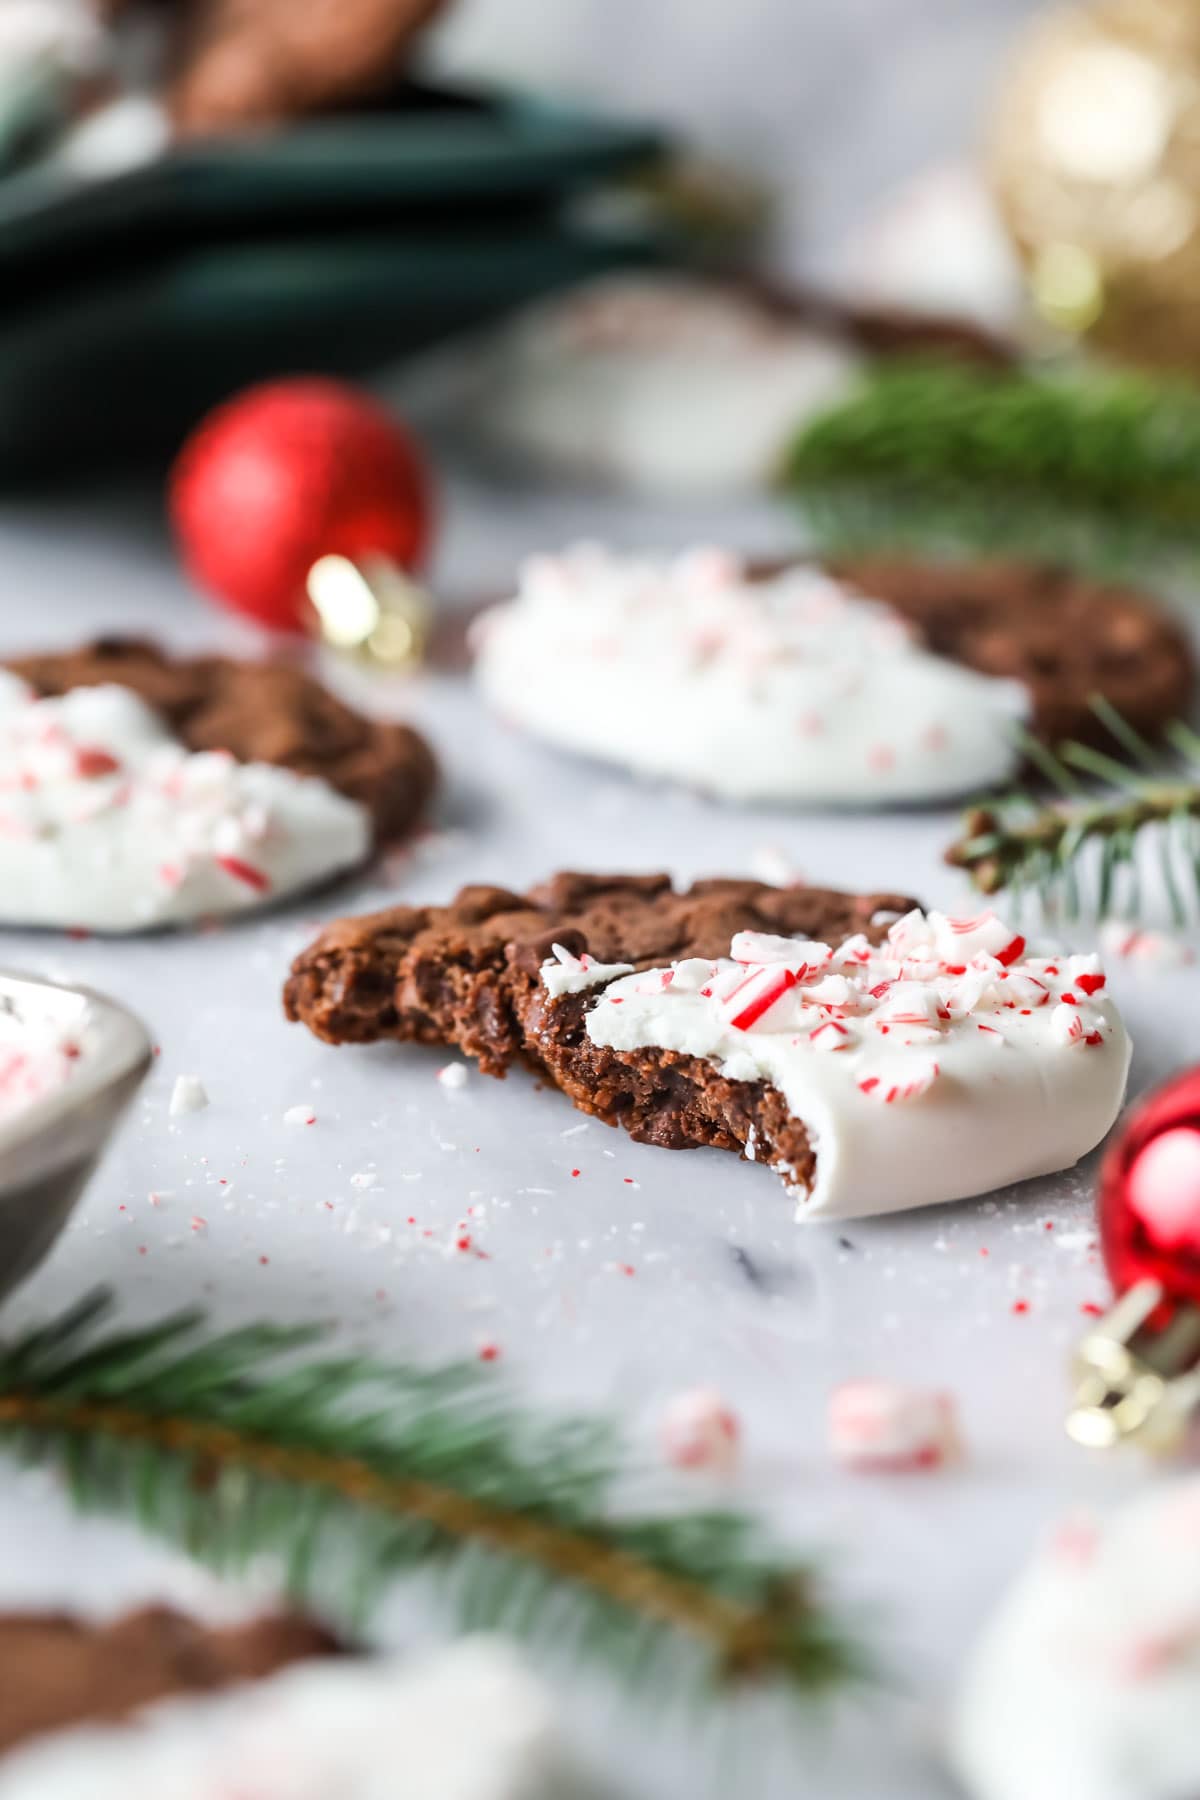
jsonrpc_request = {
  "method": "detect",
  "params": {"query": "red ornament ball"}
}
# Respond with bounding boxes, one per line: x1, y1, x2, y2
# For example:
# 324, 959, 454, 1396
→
169, 378, 434, 633
1098, 1067, 1200, 1317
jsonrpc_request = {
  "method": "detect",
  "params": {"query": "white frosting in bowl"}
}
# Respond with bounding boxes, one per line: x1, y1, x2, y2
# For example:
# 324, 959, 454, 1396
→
556, 906, 1130, 1222
0, 987, 93, 1131
473, 546, 1030, 805
0, 674, 371, 932
952, 1478, 1200, 1800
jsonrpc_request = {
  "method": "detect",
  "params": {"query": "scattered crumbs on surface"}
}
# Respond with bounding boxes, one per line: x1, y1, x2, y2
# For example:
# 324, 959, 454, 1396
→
478, 1343, 501, 1362
1053, 1229, 1095, 1252
622, 1177, 638, 1187
979, 1247, 990, 1257
190, 1216, 207, 1234
283, 1105, 316, 1126
560, 1122, 589, 1139
259, 1255, 270, 1266
838, 1236, 855, 1252
436, 1062, 469, 1090
570, 1168, 581, 1179
169, 1075, 208, 1117
1080, 1301, 1104, 1318
1011, 1299, 1030, 1315
350, 1171, 377, 1189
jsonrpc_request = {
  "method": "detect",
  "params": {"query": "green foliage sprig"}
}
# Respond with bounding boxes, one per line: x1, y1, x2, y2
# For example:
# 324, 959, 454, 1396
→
946, 700, 1200, 921
785, 359, 1200, 574
0, 1290, 863, 1705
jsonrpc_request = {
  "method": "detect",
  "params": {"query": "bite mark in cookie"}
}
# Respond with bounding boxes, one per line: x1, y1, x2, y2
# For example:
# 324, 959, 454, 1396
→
285, 874, 1130, 1221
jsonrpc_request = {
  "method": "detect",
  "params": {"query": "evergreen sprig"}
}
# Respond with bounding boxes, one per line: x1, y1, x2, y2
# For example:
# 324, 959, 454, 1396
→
784, 359, 1200, 574
0, 1290, 863, 1705
946, 700, 1200, 922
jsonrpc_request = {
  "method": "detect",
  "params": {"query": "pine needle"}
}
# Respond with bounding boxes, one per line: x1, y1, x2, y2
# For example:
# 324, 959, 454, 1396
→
946, 702, 1200, 923
0, 1291, 866, 1705
784, 358, 1200, 575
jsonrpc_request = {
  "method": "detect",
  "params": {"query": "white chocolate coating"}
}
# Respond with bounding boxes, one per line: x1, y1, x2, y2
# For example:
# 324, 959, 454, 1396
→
0, 674, 371, 932
557, 906, 1130, 1222
473, 546, 1030, 805
478, 274, 861, 496
0, 1637, 568, 1800
952, 1478, 1200, 1800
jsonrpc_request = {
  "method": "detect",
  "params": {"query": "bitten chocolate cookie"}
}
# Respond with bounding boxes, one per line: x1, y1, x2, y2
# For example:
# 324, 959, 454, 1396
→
0, 642, 435, 932
0, 1605, 338, 1755
284, 872, 1131, 1222
473, 548, 1193, 807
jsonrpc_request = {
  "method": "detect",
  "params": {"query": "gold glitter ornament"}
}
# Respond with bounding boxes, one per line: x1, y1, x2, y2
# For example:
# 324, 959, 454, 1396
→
988, 0, 1200, 368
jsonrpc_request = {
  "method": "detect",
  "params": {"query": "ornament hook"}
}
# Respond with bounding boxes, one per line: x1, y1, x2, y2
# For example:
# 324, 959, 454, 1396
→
306, 555, 431, 670
1067, 1278, 1200, 1452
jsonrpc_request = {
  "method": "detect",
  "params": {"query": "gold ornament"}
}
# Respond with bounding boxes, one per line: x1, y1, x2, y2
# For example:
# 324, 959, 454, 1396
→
989, 0, 1200, 368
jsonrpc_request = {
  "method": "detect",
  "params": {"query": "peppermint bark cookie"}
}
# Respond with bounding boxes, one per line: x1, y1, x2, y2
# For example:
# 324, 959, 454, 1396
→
951, 1478, 1200, 1800
477, 275, 862, 497
0, 1606, 338, 1756
0, 1636, 566, 1800
472, 547, 1191, 806
284, 873, 1130, 1222
0, 642, 435, 932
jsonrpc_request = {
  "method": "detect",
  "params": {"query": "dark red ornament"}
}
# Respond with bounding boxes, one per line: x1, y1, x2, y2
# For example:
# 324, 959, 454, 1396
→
1099, 1069, 1200, 1318
1071, 1068, 1200, 1450
169, 378, 434, 635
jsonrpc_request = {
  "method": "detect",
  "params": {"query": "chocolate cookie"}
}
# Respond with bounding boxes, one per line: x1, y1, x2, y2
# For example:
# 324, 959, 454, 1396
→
284, 872, 915, 1190
831, 557, 1193, 752
92, 0, 447, 133
6, 639, 435, 845
284, 872, 1132, 1222
0, 1606, 338, 1755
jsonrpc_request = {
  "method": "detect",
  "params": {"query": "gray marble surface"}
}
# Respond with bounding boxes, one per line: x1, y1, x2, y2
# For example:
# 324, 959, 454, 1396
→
0, 456, 1195, 1797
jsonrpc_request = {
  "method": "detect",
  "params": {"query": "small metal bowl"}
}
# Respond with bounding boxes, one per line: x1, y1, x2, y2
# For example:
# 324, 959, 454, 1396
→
0, 972, 153, 1304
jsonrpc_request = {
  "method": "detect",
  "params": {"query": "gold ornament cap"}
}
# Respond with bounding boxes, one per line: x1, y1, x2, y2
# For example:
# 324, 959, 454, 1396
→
305, 554, 432, 670
1067, 1278, 1200, 1452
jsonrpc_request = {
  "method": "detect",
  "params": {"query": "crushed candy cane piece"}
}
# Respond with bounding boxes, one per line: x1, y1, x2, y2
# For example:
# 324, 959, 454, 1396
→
828, 1380, 961, 1471
661, 1387, 740, 1472
169, 1075, 208, 1117
437, 1062, 469, 1090
283, 1104, 316, 1126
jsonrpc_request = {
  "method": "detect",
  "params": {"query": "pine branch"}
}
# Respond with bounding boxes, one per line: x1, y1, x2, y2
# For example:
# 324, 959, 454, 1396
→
785, 359, 1200, 575
0, 1291, 864, 1705
946, 704, 1200, 922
